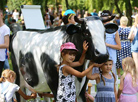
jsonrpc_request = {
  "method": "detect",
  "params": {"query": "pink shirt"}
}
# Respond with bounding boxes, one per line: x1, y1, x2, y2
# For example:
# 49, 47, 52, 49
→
122, 73, 138, 94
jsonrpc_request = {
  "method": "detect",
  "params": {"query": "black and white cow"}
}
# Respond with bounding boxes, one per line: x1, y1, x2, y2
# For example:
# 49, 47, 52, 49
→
10, 16, 117, 102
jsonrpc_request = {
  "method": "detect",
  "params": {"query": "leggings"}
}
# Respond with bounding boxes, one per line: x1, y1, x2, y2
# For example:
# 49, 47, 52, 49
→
0, 61, 5, 77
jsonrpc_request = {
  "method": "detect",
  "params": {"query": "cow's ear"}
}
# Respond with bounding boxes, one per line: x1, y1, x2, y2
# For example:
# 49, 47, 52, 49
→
66, 24, 80, 35
104, 23, 118, 34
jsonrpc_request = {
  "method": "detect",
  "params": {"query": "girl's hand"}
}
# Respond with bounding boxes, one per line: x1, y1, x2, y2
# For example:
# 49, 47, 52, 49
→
90, 61, 104, 68
85, 92, 89, 98
83, 41, 89, 52
106, 43, 109, 47
31, 93, 37, 99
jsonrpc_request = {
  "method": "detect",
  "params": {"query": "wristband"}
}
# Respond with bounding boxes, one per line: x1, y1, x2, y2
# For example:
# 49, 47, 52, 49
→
7, 51, 9, 53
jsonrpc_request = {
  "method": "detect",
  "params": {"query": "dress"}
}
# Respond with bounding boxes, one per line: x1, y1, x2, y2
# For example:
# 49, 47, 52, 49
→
119, 73, 138, 102
94, 73, 115, 102
116, 26, 131, 69
0, 81, 20, 102
56, 64, 76, 102
106, 32, 117, 75
131, 27, 138, 52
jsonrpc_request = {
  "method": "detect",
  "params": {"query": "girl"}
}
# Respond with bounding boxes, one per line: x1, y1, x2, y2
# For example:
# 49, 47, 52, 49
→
101, 10, 121, 77
117, 57, 138, 102
87, 60, 117, 102
56, 41, 95, 102
62, 13, 76, 25
0, 69, 36, 102
128, 14, 138, 72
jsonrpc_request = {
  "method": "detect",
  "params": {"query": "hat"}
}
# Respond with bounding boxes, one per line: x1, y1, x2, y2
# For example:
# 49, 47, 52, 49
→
64, 9, 76, 16
104, 23, 118, 34
100, 10, 112, 17
60, 42, 78, 52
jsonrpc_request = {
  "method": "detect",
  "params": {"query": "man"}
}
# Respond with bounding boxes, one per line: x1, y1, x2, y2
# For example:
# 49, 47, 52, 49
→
0, 8, 10, 76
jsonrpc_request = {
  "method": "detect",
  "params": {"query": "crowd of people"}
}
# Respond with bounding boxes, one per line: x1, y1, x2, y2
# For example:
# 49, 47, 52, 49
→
0, 6, 138, 102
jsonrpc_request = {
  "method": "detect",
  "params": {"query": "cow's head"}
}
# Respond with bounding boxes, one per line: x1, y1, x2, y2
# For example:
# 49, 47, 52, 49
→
65, 16, 118, 64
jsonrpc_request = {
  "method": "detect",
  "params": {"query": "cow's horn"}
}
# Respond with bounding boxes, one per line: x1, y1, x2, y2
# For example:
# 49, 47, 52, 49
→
101, 15, 115, 23
74, 16, 84, 24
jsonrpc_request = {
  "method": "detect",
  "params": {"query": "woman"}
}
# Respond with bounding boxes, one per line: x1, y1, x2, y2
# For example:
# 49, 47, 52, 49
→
116, 16, 132, 78
128, 14, 138, 73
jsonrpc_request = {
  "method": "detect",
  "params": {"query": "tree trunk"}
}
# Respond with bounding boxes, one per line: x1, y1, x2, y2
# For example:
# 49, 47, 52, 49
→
55, 0, 58, 12
0, 0, 7, 10
114, 0, 122, 17
65, 0, 69, 9
125, 0, 132, 26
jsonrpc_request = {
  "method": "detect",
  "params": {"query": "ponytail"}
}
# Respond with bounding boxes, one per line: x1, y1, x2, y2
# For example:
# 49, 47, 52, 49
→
99, 68, 106, 86
0, 77, 5, 83
111, 71, 116, 85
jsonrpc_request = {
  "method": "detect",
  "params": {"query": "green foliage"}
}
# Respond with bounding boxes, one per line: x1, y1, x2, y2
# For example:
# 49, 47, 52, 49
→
7, 0, 31, 11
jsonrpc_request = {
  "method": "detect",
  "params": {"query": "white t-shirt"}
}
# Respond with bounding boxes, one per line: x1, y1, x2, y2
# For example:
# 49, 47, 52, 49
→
13, 12, 19, 21
0, 81, 20, 102
0, 24, 10, 61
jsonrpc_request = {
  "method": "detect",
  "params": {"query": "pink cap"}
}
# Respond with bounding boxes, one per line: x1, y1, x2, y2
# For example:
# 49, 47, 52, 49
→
60, 42, 78, 52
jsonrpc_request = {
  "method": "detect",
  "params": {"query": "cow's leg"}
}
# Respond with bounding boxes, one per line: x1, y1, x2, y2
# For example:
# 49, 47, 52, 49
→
11, 49, 21, 101
44, 97, 51, 102
76, 60, 90, 102
40, 53, 58, 101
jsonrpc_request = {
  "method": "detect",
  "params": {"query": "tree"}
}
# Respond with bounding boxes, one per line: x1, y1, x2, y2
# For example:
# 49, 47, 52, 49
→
0, 0, 8, 10
114, 0, 123, 17
124, 0, 132, 26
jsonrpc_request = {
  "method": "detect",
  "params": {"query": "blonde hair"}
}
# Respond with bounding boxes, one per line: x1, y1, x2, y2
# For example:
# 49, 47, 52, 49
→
122, 57, 138, 86
134, 14, 138, 27
120, 16, 128, 26
0, 69, 16, 83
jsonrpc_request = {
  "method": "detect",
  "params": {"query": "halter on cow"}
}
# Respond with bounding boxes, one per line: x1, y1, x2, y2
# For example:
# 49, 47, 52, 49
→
10, 15, 118, 102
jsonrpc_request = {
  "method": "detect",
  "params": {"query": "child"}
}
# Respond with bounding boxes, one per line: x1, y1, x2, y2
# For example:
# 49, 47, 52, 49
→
101, 10, 121, 77
56, 41, 95, 102
87, 60, 117, 102
85, 91, 94, 102
117, 57, 138, 102
0, 69, 37, 102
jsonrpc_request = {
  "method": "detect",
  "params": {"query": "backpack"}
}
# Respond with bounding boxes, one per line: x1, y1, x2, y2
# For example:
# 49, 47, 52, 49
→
0, 83, 12, 102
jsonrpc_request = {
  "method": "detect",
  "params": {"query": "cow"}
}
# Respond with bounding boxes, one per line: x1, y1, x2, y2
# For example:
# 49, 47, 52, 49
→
10, 16, 117, 102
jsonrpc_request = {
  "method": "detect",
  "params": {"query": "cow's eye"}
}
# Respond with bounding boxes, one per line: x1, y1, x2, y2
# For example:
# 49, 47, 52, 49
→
86, 26, 88, 29
84, 33, 88, 36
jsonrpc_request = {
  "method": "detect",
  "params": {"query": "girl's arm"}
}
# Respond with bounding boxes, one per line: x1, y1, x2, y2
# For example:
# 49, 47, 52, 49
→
64, 64, 94, 78
117, 76, 124, 99
17, 88, 37, 100
128, 27, 135, 41
106, 31, 121, 50
0, 35, 9, 49
85, 92, 94, 102
87, 69, 100, 80
87, 62, 102, 80
70, 41, 88, 67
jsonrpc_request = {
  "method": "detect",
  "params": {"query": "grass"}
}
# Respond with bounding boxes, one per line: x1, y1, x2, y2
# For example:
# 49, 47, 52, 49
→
9, 52, 13, 70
